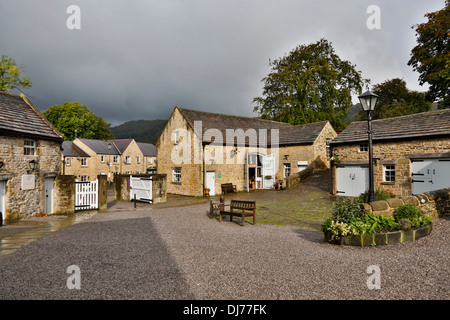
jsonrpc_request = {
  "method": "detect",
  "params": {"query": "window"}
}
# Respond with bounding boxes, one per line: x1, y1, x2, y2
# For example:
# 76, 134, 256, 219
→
173, 131, 180, 144
359, 143, 368, 152
384, 165, 395, 182
326, 138, 332, 159
80, 175, 88, 182
24, 140, 36, 156
81, 158, 87, 167
66, 157, 71, 166
137, 156, 141, 164
148, 157, 153, 164
173, 168, 181, 183
125, 156, 131, 164
101, 155, 105, 163
284, 163, 291, 178
113, 156, 119, 164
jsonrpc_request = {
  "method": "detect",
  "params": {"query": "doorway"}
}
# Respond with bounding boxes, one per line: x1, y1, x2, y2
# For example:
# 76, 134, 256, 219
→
44, 178, 54, 214
0, 180, 5, 221
206, 171, 215, 196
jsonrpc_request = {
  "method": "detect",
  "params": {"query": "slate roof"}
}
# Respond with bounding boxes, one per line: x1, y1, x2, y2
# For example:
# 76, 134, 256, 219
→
177, 107, 329, 146
0, 92, 62, 141
77, 138, 121, 155
331, 109, 450, 145
61, 141, 91, 157
111, 139, 133, 153
137, 142, 157, 157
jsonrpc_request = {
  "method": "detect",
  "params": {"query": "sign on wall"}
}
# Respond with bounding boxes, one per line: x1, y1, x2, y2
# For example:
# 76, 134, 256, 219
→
21, 174, 35, 190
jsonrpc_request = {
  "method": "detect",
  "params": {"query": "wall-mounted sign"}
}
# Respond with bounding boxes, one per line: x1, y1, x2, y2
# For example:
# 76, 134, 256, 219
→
218, 174, 222, 178
21, 174, 35, 190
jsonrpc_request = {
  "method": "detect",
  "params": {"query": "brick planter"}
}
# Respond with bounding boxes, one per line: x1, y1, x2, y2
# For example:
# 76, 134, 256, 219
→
324, 223, 433, 246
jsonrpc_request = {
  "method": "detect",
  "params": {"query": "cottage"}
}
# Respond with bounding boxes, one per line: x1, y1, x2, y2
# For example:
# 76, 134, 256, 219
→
62, 138, 157, 182
330, 109, 450, 197
156, 106, 337, 196
0, 92, 63, 220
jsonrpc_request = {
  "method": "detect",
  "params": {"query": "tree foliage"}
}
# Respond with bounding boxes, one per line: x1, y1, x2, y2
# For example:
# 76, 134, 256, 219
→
356, 78, 432, 120
0, 55, 32, 93
253, 38, 368, 131
408, 1, 449, 109
43, 102, 114, 141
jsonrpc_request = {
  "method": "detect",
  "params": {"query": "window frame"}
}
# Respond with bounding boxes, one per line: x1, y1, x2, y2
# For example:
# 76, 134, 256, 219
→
359, 143, 368, 152
24, 140, 36, 156
384, 164, 396, 182
172, 167, 182, 184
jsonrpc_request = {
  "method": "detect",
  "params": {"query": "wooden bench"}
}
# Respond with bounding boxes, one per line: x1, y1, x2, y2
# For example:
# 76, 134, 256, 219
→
221, 183, 236, 194
219, 200, 256, 226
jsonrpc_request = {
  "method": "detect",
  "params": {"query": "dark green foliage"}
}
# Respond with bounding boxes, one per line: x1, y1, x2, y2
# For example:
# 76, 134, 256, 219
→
111, 119, 167, 144
330, 198, 367, 224
393, 204, 423, 222
358, 188, 394, 203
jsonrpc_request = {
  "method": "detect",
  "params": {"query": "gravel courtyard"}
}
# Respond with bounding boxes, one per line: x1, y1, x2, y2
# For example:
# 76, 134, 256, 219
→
0, 202, 448, 300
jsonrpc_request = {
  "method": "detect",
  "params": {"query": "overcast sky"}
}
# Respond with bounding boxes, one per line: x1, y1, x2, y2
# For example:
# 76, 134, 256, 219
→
0, 0, 445, 126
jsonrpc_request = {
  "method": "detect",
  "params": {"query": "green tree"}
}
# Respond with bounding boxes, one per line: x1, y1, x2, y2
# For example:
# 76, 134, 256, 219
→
356, 78, 432, 120
0, 55, 32, 93
408, 1, 449, 109
43, 102, 114, 141
253, 38, 368, 131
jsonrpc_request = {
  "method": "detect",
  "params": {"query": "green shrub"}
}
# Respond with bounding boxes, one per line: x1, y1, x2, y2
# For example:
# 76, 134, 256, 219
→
321, 218, 333, 233
366, 213, 398, 233
393, 204, 423, 222
331, 198, 367, 224
411, 215, 432, 229
358, 188, 394, 203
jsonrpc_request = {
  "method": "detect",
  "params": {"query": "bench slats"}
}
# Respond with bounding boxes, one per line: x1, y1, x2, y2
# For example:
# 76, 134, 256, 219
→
219, 200, 256, 226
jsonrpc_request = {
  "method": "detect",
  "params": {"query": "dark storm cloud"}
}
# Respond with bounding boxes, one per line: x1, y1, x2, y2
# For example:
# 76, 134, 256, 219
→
0, 0, 445, 126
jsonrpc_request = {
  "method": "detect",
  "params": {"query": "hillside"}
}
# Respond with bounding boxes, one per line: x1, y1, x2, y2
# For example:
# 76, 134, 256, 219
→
111, 119, 167, 144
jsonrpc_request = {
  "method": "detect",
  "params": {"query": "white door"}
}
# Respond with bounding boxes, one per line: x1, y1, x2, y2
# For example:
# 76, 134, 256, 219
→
336, 165, 369, 197
206, 171, 215, 196
411, 158, 450, 194
44, 178, 54, 214
262, 154, 275, 189
0, 180, 5, 221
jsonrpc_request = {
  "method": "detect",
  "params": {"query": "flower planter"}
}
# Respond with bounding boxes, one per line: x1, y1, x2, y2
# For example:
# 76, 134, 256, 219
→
324, 223, 432, 246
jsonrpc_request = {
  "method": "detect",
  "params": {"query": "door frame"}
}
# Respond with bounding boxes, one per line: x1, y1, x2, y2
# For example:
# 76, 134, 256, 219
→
44, 177, 54, 214
206, 171, 215, 196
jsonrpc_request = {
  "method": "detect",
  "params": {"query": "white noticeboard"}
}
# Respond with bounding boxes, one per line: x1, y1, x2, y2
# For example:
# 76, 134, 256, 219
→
21, 174, 35, 190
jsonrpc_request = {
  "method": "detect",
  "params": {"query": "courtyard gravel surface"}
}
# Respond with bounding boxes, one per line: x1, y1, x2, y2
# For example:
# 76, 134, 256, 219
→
0, 203, 448, 300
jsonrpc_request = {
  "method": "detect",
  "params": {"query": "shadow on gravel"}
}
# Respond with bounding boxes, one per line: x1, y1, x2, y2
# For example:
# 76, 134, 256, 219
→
292, 228, 326, 244
0, 215, 195, 300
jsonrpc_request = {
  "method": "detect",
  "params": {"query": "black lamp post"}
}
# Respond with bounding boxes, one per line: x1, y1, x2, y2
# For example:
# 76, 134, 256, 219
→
358, 90, 378, 203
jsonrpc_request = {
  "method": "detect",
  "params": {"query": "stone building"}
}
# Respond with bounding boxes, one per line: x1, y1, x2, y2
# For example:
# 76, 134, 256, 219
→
156, 106, 337, 196
0, 92, 63, 220
62, 138, 157, 182
329, 109, 450, 198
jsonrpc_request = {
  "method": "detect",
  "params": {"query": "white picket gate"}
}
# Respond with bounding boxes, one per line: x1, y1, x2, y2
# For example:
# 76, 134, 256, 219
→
130, 176, 152, 203
75, 179, 99, 210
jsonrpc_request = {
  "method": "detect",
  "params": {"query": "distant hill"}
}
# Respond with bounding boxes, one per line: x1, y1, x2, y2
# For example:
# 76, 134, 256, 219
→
111, 119, 167, 144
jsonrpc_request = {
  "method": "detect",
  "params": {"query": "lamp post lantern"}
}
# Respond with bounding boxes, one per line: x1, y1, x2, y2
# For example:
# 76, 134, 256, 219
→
358, 90, 378, 203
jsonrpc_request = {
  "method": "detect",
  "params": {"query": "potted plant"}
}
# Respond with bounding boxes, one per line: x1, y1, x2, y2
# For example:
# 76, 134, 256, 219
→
204, 188, 210, 196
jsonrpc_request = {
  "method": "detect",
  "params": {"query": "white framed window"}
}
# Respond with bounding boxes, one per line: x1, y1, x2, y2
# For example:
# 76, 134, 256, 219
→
173, 167, 181, 183
24, 140, 36, 156
101, 155, 105, 163
125, 156, 131, 164
137, 156, 141, 164
173, 131, 180, 144
80, 175, 88, 182
113, 156, 119, 164
148, 157, 153, 164
384, 165, 395, 182
66, 157, 71, 166
359, 143, 368, 152
284, 163, 291, 178
81, 158, 87, 167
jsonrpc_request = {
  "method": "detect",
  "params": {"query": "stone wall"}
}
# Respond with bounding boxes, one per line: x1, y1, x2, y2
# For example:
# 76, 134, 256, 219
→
331, 137, 450, 197
362, 187, 450, 219
53, 175, 75, 214
0, 135, 61, 219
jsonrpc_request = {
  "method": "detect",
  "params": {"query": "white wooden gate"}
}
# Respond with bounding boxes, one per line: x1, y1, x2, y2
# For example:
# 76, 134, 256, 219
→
411, 158, 450, 194
130, 176, 152, 203
75, 179, 98, 210
336, 165, 369, 197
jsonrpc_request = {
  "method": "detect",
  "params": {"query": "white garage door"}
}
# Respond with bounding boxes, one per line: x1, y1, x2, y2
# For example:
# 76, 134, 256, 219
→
336, 165, 369, 197
411, 158, 450, 195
